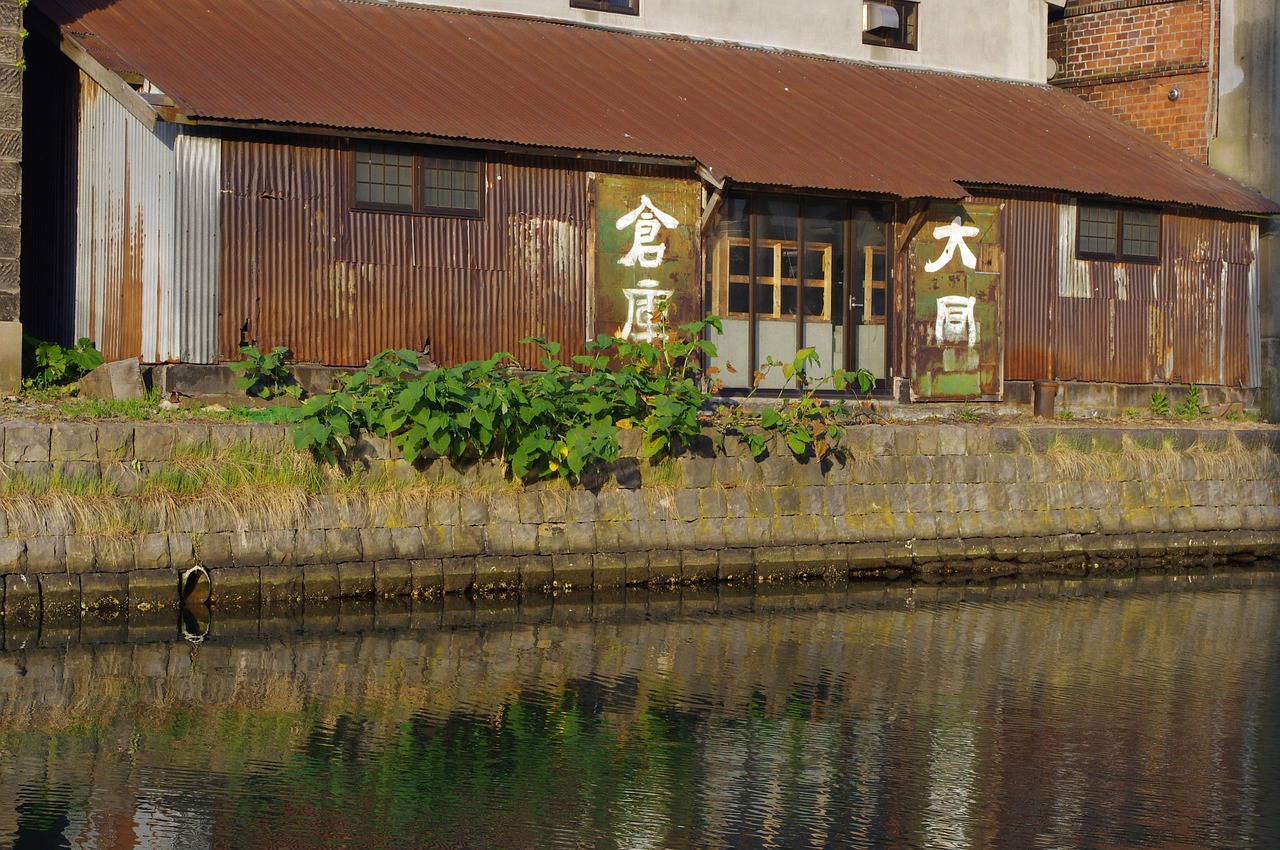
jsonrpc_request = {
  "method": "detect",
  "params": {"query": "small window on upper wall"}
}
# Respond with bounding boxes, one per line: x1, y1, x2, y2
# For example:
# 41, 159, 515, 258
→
1077, 204, 1160, 262
571, 0, 640, 15
351, 140, 483, 218
863, 0, 918, 50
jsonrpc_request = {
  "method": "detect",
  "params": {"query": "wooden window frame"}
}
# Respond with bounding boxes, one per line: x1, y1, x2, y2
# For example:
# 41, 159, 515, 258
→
714, 236, 833, 322
349, 140, 484, 219
570, 0, 640, 15
862, 0, 918, 51
1076, 203, 1161, 263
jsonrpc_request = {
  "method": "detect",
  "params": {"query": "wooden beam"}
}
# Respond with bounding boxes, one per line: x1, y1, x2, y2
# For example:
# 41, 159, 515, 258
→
698, 182, 727, 236
896, 199, 931, 253
55, 31, 160, 131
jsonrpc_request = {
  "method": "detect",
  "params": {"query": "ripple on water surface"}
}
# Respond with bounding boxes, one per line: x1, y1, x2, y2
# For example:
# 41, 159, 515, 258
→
1, 568, 1278, 849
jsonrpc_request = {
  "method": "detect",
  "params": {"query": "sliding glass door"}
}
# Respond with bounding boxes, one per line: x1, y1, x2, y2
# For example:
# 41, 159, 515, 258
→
706, 194, 890, 391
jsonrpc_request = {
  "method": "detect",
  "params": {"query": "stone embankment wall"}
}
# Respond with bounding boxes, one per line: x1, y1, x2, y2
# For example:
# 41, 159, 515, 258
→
0, 420, 1276, 627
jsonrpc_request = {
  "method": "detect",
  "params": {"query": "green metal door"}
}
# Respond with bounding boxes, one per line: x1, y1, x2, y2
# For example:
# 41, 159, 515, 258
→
908, 202, 1003, 401
591, 174, 701, 342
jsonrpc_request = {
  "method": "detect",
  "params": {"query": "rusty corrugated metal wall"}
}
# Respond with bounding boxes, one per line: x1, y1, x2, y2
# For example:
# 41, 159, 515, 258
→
217, 134, 688, 367
76, 72, 175, 362
71, 73, 222, 364
996, 193, 1258, 387
997, 191, 1056, 382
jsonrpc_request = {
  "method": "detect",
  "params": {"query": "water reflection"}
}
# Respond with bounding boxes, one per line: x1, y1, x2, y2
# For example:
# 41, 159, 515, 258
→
0, 567, 1277, 849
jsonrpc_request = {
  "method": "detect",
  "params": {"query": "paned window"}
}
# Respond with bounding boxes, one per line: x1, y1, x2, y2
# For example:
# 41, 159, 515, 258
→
571, 0, 640, 14
1077, 204, 1160, 262
863, 0, 918, 50
351, 140, 483, 217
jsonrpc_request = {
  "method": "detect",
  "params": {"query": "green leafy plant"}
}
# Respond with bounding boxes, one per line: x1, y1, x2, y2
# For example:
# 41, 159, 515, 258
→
291, 318, 721, 481
228, 344, 302, 400
1057, 408, 1074, 420
1173, 382, 1202, 419
1150, 389, 1171, 416
292, 317, 880, 480
956, 406, 978, 422
709, 349, 874, 460
22, 335, 104, 391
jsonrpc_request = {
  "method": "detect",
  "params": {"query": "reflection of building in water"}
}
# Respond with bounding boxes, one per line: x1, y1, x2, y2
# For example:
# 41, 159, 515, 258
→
0, 581, 1275, 848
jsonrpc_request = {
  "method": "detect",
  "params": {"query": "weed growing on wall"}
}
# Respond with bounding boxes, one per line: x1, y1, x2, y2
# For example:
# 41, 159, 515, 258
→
229, 344, 303, 400
1174, 383, 1202, 419
1150, 390, 1172, 417
21, 336, 103, 393
293, 318, 719, 480
708, 349, 874, 460
291, 318, 874, 481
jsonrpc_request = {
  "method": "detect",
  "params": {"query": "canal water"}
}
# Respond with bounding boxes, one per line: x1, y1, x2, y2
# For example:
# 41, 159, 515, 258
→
1, 567, 1277, 849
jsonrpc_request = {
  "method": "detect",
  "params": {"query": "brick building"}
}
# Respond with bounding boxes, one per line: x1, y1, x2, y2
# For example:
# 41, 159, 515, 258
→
1048, 0, 1219, 162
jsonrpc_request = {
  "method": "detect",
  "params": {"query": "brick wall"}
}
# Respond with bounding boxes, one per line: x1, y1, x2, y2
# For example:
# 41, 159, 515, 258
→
1049, 0, 1217, 162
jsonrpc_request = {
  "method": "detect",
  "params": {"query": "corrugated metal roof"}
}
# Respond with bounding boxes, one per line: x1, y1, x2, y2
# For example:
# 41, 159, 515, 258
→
36, 0, 1280, 214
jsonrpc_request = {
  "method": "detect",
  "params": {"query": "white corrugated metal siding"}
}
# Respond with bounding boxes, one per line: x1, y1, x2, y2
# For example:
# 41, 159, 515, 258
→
173, 132, 221, 363
75, 72, 220, 363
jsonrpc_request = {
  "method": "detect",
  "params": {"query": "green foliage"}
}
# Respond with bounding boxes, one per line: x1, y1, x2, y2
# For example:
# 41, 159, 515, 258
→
1150, 389, 1171, 417
1173, 382, 1202, 419
293, 318, 879, 479
956, 406, 978, 422
228, 344, 302, 400
22, 335, 104, 391
1057, 408, 1074, 420
709, 348, 874, 460
291, 320, 716, 480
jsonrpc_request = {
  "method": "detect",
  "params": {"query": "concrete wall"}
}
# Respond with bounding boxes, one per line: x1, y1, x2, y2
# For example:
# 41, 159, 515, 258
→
0, 1, 20, 393
0, 420, 1275, 626
1212, 0, 1279, 420
409, 0, 1055, 83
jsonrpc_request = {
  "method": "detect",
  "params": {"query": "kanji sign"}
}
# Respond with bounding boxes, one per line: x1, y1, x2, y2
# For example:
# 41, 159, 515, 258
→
909, 202, 1003, 401
592, 174, 700, 342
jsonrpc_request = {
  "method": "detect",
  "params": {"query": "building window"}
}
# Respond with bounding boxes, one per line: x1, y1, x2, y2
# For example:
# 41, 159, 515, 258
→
570, 0, 640, 15
1077, 204, 1160, 262
863, 0, 918, 50
705, 195, 892, 390
351, 140, 483, 217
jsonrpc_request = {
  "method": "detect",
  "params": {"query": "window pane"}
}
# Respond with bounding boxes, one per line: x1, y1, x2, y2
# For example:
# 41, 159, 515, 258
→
754, 282, 775, 315
1122, 208, 1159, 259
802, 200, 845, 328
423, 154, 481, 213
1078, 205, 1117, 256
353, 141, 413, 209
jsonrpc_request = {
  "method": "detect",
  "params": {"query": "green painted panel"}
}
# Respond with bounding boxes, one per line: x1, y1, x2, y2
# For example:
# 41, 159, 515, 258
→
593, 174, 701, 341
908, 202, 1003, 401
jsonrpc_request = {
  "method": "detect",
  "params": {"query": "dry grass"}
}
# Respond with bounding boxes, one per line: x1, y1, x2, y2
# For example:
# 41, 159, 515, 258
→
1042, 431, 1277, 481
1045, 436, 1118, 480
1186, 433, 1278, 480
0, 440, 517, 538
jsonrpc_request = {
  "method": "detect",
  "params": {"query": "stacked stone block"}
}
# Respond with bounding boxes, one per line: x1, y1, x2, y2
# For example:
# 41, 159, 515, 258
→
0, 420, 1276, 633
0, 0, 17, 391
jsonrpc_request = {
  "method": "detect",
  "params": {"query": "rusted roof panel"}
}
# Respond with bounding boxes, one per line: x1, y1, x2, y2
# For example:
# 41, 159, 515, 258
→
36, 0, 1280, 214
